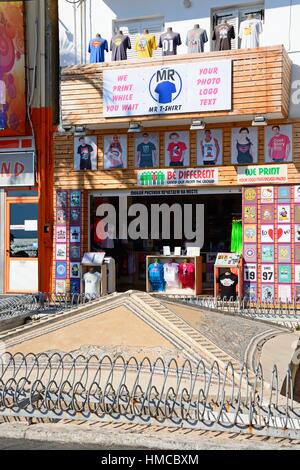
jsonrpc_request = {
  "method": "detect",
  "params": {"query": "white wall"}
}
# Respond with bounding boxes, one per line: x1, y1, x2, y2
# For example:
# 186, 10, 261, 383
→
58, 0, 300, 117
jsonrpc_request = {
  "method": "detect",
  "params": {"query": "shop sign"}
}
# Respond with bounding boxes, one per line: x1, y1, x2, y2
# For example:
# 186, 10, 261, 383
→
0, 152, 35, 186
103, 60, 232, 117
237, 165, 288, 185
137, 168, 218, 187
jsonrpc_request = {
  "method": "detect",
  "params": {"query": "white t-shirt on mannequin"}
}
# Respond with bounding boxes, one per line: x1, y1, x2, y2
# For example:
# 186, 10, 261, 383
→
84, 270, 101, 296
239, 18, 262, 49
164, 262, 180, 288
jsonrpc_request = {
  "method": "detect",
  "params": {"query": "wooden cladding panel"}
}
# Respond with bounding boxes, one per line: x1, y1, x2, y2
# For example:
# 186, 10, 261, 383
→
60, 46, 291, 125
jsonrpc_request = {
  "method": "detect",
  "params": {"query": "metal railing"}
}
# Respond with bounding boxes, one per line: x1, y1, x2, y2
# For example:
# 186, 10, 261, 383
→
0, 293, 102, 320
0, 352, 300, 438
159, 295, 300, 324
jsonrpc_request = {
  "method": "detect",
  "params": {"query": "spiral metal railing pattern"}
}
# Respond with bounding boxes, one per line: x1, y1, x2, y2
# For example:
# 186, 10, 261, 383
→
0, 352, 300, 439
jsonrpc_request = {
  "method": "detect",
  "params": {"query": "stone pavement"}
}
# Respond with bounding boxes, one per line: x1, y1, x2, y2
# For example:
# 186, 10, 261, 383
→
1, 421, 300, 450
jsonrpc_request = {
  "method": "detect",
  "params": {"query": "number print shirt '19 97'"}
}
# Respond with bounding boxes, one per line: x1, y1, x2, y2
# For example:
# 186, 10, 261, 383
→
159, 32, 182, 56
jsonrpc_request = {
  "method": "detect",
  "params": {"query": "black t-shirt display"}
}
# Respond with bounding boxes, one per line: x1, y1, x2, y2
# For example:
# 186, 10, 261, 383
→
159, 31, 182, 56
212, 23, 235, 51
77, 144, 93, 170
110, 34, 131, 61
218, 272, 238, 300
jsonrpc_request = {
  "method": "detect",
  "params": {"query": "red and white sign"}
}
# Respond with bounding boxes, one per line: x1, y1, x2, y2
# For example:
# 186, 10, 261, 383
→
103, 60, 232, 117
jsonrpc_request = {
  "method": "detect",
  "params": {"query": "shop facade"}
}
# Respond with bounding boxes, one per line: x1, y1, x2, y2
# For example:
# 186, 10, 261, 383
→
53, 42, 300, 302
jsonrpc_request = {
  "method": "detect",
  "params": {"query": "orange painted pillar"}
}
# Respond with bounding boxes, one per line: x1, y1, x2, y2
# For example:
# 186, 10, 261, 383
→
31, 107, 54, 293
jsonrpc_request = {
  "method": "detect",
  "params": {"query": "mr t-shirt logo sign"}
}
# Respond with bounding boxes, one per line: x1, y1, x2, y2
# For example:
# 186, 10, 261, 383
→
149, 68, 182, 110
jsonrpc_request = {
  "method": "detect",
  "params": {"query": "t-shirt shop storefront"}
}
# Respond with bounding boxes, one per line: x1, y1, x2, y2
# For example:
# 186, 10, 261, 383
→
55, 46, 300, 303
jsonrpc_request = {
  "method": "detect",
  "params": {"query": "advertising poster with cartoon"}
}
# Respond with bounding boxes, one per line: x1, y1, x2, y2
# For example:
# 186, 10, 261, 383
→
0, 2, 26, 135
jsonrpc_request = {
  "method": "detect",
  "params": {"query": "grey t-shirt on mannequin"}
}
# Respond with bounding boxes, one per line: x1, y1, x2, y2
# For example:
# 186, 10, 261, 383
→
110, 34, 131, 61
186, 28, 208, 53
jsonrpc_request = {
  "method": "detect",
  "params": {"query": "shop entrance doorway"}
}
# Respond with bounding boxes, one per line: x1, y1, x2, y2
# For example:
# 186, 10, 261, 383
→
90, 190, 242, 293
5, 194, 38, 293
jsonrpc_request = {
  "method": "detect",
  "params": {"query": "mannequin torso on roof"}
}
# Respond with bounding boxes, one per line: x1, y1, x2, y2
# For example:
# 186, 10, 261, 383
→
159, 27, 182, 56
88, 34, 108, 63
239, 14, 263, 49
135, 28, 157, 58
110, 30, 131, 61
186, 24, 208, 53
212, 20, 235, 51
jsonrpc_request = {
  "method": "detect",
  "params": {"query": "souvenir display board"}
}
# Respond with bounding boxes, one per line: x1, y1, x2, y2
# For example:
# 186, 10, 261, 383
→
242, 185, 298, 303
54, 190, 82, 294
145, 255, 202, 295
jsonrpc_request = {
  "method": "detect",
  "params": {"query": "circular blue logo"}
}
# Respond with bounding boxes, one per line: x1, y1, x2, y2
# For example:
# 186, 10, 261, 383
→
149, 68, 182, 104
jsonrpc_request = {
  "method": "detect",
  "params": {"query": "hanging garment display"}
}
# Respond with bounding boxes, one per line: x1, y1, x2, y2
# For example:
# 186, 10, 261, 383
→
212, 22, 235, 51
186, 27, 208, 53
239, 19, 262, 49
218, 271, 238, 300
88, 35, 108, 63
159, 31, 182, 56
163, 262, 180, 288
83, 270, 101, 296
134, 33, 157, 58
231, 219, 243, 254
110, 33, 131, 61
178, 261, 195, 289
148, 261, 165, 291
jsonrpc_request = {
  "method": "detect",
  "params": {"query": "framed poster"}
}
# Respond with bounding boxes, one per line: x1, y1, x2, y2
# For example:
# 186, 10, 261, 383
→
295, 265, 300, 284
294, 186, 300, 202
277, 204, 291, 223
243, 244, 257, 263
244, 188, 257, 203
74, 136, 97, 171
56, 244, 67, 261
55, 280, 66, 294
295, 246, 300, 263
70, 279, 81, 294
265, 124, 292, 163
165, 131, 189, 167
244, 224, 257, 243
261, 186, 274, 204
295, 285, 300, 303
197, 129, 223, 166
295, 206, 300, 224
56, 261, 67, 279
244, 283, 257, 302
278, 245, 291, 263
70, 191, 81, 207
295, 225, 300, 243
104, 134, 127, 169
56, 226, 67, 243
70, 262, 80, 278
278, 284, 292, 302
277, 225, 291, 243
261, 285, 274, 302
261, 264, 275, 283
261, 205, 274, 223
57, 208, 67, 225
70, 208, 81, 225
231, 127, 258, 164
278, 186, 290, 201
135, 133, 159, 168
70, 226, 80, 243
261, 245, 274, 263
261, 225, 274, 243
278, 264, 291, 283
243, 205, 257, 223
56, 191, 68, 208
244, 264, 257, 282
70, 244, 81, 261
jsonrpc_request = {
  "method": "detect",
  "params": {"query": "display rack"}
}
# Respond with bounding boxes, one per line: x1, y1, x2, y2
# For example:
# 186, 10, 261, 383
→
214, 253, 243, 300
81, 252, 108, 296
146, 255, 202, 296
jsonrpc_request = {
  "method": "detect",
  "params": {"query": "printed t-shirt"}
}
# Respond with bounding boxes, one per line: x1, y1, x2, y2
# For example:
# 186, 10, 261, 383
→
167, 141, 187, 163
135, 34, 157, 58
164, 263, 180, 287
212, 24, 235, 50
154, 81, 176, 103
201, 137, 219, 162
159, 32, 181, 56
88, 37, 108, 63
84, 271, 101, 296
268, 134, 290, 161
137, 142, 156, 167
239, 19, 262, 49
110, 35, 131, 61
186, 28, 208, 53
178, 262, 195, 289
77, 144, 93, 169
218, 272, 238, 300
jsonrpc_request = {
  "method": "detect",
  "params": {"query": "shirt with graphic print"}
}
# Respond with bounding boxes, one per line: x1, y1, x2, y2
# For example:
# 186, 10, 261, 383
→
212, 23, 235, 51
186, 28, 208, 53
110, 34, 131, 61
158, 31, 182, 56
167, 141, 187, 163
88, 37, 108, 63
135, 33, 157, 58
